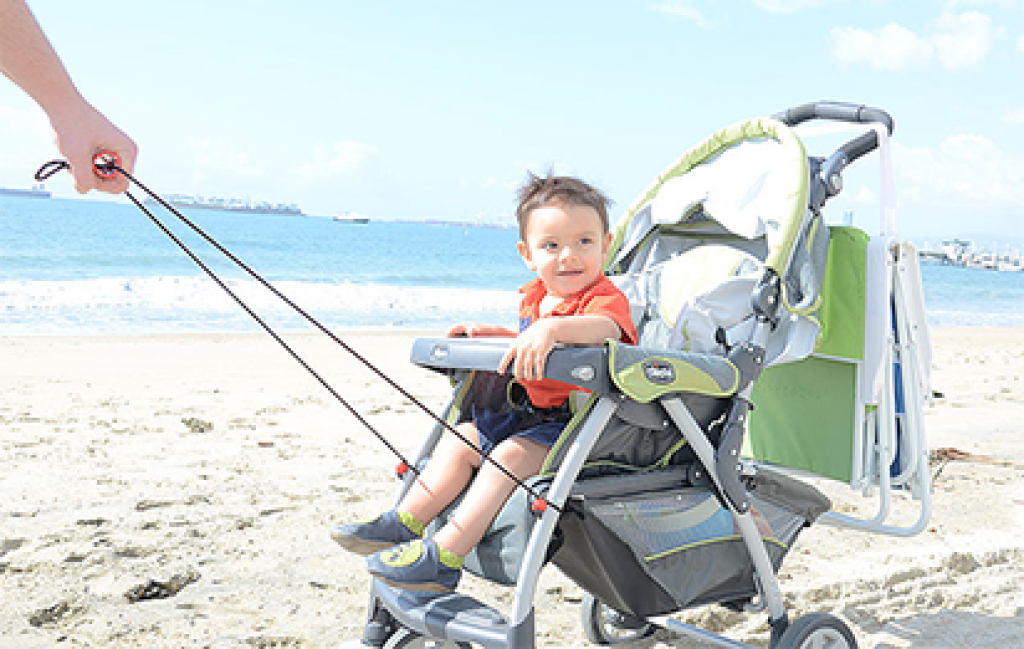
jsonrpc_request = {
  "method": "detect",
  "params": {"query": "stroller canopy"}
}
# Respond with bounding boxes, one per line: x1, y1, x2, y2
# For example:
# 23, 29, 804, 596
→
606, 118, 817, 317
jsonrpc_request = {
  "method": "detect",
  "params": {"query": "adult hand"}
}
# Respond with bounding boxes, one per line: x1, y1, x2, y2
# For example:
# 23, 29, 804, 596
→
1, 0, 137, 194
48, 98, 137, 194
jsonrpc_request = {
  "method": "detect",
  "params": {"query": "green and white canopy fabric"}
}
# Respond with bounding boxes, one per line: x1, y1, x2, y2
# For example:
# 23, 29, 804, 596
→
606, 118, 829, 366
607, 118, 810, 278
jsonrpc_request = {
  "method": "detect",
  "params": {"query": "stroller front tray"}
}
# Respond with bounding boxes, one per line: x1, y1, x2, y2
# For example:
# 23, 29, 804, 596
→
410, 337, 614, 395
410, 336, 747, 402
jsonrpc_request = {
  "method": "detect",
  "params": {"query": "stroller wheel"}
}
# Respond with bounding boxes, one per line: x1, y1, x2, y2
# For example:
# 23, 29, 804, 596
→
775, 613, 857, 649
580, 592, 656, 645
381, 626, 472, 649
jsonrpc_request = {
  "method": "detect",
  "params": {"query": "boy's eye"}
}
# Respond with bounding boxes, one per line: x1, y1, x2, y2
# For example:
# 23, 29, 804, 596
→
541, 242, 559, 251
579, 237, 594, 246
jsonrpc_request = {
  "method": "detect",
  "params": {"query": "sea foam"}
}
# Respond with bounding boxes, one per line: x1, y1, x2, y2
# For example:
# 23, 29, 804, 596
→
0, 276, 520, 334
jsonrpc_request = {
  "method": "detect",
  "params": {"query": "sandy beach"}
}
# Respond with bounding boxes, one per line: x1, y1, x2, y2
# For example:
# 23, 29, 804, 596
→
1, 327, 1022, 648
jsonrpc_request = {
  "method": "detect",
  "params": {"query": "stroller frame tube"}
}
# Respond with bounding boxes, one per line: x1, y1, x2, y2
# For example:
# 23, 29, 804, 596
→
510, 396, 620, 630
648, 615, 755, 648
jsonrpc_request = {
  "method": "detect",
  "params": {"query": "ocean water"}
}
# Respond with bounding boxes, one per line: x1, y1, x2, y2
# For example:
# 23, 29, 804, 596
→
2, 195, 1023, 335
0, 196, 531, 334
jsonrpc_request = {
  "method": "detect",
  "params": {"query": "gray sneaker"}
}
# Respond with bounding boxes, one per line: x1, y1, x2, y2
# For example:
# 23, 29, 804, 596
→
367, 539, 462, 592
331, 510, 421, 556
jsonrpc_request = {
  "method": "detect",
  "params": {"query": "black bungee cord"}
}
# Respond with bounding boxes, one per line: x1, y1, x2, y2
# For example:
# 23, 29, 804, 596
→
35, 152, 559, 515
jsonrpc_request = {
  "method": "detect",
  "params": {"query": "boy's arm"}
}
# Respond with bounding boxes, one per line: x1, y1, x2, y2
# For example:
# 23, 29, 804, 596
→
498, 315, 621, 382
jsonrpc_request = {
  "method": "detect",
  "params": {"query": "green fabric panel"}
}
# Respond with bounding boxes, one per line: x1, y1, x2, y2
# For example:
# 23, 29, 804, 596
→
615, 357, 734, 402
605, 117, 808, 275
745, 356, 856, 483
815, 226, 868, 360
608, 343, 739, 402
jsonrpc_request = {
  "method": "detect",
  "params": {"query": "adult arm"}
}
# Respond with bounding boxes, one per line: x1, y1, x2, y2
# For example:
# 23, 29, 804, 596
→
0, 0, 136, 193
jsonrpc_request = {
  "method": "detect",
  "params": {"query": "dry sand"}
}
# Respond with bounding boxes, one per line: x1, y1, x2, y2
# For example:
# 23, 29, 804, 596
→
1, 327, 1022, 648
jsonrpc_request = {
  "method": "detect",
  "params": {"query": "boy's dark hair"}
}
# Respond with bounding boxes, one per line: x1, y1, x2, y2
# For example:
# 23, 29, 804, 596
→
515, 171, 612, 240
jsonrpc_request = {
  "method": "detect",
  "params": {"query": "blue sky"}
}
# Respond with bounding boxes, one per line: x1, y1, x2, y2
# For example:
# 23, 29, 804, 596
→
2, 0, 1022, 246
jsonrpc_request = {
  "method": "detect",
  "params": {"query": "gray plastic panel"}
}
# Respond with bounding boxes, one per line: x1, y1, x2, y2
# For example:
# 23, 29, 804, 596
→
410, 337, 613, 396
370, 578, 534, 648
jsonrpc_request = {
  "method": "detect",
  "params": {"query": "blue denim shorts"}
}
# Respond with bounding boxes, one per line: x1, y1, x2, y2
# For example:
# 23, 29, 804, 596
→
471, 400, 571, 457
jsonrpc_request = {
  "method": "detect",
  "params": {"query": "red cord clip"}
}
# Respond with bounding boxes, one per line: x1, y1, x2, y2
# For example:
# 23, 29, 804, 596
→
395, 461, 409, 478
92, 150, 122, 179
530, 497, 547, 516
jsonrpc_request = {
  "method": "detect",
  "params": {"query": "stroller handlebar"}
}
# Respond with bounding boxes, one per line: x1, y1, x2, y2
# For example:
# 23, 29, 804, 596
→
773, 101, 895, 202
772, 100, 894, 135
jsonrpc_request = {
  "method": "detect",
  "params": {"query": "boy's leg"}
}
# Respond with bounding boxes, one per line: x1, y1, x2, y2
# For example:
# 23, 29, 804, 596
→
432, 436, 549, 557
332, 422, 480, 555
366, 435, 549, 591
396, 421, 482, 527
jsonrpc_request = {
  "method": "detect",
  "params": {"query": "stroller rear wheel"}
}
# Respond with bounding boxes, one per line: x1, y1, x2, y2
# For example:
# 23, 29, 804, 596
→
775, 613, 857, 649
381, 626, 472, 649
580, 592, 656, 645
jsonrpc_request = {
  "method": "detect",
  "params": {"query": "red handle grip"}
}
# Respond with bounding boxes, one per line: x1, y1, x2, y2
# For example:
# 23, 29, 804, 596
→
92, 151, 122, 178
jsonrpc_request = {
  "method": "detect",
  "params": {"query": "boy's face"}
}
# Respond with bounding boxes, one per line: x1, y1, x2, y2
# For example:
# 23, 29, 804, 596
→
517, 202, 611, 299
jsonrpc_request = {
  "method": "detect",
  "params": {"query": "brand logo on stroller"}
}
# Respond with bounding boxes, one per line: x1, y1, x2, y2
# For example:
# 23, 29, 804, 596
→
642, 360, 675, 384
430, 343, 450, 361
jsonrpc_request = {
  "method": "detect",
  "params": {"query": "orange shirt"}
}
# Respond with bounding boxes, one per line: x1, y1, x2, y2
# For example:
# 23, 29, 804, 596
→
518, 275, 638, 408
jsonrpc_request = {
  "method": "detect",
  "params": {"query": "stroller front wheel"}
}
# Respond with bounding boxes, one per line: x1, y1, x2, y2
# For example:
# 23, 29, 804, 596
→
580, 592, 656, 645
775, 612, 857, 649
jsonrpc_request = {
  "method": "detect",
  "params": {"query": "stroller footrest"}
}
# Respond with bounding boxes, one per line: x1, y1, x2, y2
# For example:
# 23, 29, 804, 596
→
370, 578, 529, 647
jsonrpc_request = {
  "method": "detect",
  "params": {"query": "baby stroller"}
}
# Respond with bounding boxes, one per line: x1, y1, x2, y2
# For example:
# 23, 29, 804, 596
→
344, 101, 932, 648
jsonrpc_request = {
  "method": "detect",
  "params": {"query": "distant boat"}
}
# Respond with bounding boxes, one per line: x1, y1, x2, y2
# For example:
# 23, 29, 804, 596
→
334, 211, 370, 224
0, 183, 51, 199
142, 193, 302, 215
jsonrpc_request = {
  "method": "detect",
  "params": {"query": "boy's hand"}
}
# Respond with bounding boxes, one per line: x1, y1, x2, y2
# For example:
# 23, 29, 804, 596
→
499, 319, 558, 382
445, 322, 516, 338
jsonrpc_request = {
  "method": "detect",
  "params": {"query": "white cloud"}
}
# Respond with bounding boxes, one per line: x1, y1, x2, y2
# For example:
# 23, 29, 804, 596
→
0, 105, 50, 135
188, 138, 261, 177
833, 23, 933, 70
932, 10, 997, 70
292, 140, 379, 180
895, 135, 1024, 208
650, 1, 711, 28
0, 105, 58, 187
752, 0, 827, 13
831, 10, 997, 71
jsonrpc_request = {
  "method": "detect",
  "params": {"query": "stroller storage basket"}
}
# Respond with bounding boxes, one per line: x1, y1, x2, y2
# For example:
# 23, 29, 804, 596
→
551, 466, 830, 618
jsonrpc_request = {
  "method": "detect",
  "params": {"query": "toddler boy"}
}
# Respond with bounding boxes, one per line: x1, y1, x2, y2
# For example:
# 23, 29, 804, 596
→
332, 172, 637, 591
